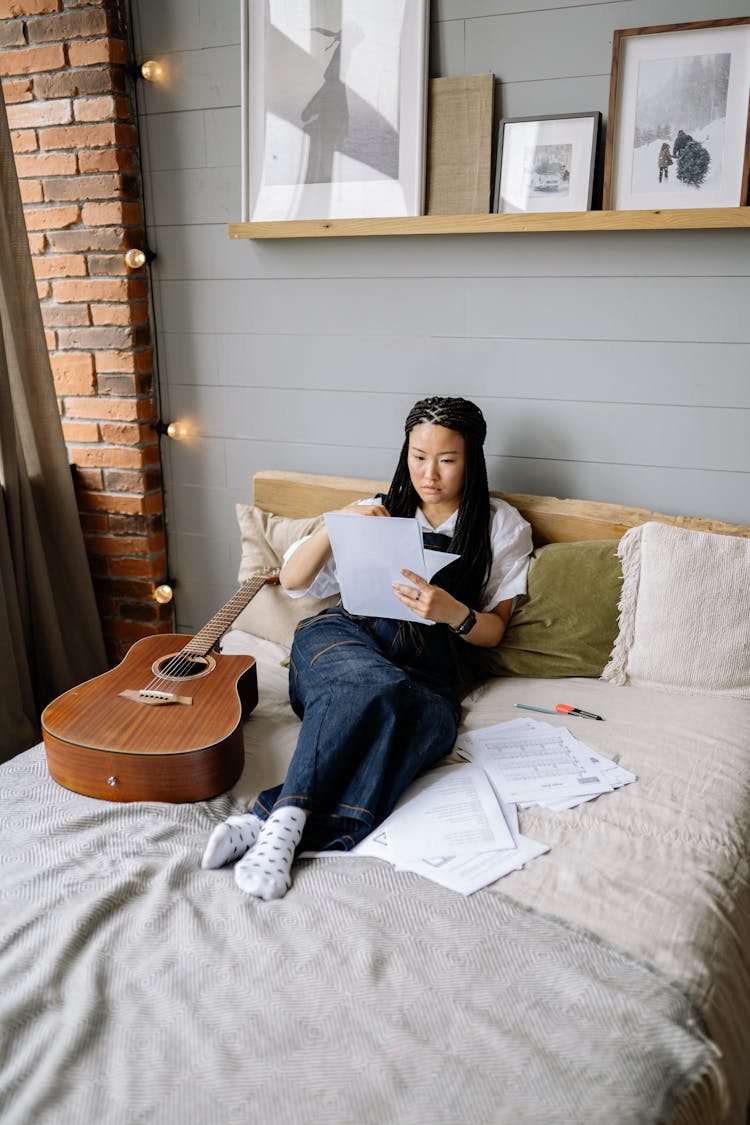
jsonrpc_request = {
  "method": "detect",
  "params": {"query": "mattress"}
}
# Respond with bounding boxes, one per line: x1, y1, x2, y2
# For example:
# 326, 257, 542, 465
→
224, 629, 750, 1124
1, 630, 748, 1125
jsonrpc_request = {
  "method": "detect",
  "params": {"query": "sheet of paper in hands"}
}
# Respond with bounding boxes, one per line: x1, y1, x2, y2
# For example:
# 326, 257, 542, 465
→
324, 512, 460, 622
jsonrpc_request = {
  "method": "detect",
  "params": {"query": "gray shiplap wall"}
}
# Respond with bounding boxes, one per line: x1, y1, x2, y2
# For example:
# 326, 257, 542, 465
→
131, 0, 750, 633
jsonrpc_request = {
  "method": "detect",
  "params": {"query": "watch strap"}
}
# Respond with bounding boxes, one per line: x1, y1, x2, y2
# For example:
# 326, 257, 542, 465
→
450, 608, 477, 636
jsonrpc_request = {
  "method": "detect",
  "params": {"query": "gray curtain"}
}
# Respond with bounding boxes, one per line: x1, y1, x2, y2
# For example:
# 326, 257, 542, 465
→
0, 83, 107, 764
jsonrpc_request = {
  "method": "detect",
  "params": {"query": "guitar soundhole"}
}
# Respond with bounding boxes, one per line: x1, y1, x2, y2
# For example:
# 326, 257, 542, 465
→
152, 653, 215, 681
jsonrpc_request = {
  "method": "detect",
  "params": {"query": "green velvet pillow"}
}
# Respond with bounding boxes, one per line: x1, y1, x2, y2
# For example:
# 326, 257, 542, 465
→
475, 540, 622, 679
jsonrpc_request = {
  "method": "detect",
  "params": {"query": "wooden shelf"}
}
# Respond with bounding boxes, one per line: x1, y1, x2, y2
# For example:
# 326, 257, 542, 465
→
228, 206, 750, 240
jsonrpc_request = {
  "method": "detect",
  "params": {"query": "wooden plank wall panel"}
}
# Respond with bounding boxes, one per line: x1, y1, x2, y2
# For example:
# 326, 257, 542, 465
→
144, 110, 241, 173
158, 331, 750, 405
152, 224, 750, 280
156, 275, 750, 342
157, 278, 469, 336
460, 0, 748, 81
497, 77, 611, 120
134, 0, 239, 54
132, 0, 750, 632
164, 386, 749, 476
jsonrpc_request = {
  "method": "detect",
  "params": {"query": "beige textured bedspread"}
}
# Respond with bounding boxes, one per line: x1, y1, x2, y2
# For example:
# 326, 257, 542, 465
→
227, 632, 750, 1125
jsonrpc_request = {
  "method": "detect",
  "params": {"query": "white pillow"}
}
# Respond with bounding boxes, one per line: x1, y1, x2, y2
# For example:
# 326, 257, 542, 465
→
232, 504, 338, 647
602, 521, 750, 698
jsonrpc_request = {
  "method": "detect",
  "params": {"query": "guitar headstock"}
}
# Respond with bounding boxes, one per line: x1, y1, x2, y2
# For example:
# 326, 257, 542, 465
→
256, 566, 281, 586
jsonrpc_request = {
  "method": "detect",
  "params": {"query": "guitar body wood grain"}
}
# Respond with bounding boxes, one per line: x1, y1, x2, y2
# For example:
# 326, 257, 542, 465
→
42, 634, 258, 802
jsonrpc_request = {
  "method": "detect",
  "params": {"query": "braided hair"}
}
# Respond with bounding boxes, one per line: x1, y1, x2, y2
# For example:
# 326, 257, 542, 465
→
385, 396, 492, 608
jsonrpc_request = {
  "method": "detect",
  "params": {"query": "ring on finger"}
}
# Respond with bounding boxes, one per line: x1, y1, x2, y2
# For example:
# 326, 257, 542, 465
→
415, 592, 420, 601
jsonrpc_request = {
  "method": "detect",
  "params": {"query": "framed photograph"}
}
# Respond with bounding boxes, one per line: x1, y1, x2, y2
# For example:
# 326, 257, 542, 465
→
603, 17, 750, 210
241, 0, 430, 222
493, 113, 600, 213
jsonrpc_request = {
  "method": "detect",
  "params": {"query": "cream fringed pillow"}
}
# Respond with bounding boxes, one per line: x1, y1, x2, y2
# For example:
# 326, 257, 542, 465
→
602, 521, 750, 698
232, 505, 339, 647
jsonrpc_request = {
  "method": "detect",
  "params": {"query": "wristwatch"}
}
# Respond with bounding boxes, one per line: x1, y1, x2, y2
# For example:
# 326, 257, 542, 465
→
449, 607, 477, 636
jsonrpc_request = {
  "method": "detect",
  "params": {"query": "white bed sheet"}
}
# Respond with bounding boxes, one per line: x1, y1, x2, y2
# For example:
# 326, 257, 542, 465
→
222, 628, 750, 1125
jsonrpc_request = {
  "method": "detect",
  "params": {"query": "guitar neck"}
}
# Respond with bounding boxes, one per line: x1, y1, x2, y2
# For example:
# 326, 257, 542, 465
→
182, 575, 268, 656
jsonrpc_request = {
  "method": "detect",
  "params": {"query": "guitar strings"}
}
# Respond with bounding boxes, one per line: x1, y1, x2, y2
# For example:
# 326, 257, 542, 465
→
136, 575, 268, 697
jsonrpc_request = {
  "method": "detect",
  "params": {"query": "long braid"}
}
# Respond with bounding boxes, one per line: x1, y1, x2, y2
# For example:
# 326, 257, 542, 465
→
385, 397, 491, 608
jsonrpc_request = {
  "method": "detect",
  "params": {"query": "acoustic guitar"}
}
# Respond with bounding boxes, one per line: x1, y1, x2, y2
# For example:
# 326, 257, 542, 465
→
42, 569, 279, 803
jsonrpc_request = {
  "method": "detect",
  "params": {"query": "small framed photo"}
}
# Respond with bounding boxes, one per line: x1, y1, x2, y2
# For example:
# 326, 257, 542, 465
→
241, 0, 430, 222
603, 17, 750, 210
493, 113, 600, 213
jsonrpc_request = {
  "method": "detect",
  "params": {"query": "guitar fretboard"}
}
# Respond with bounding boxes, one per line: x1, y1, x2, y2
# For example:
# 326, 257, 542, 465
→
182, 575, 268, 656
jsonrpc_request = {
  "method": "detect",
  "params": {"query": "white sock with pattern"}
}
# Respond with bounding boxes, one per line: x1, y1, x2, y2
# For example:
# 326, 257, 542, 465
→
234, 806, 308, 900
201, 812, 262, 869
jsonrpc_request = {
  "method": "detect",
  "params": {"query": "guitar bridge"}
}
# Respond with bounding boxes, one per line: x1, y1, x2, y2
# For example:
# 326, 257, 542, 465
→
119, 689, 193, 707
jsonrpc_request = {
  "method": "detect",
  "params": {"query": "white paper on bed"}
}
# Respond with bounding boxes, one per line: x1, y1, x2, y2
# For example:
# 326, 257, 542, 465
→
404, 835, 551, 896
324, 512, 460, 622
378, 763, 516, 859
353, 785, 549, 896
536, 733, 637, 810
299, 765, 513, 864
457, 719, 614, 805
397, 795, 550, 896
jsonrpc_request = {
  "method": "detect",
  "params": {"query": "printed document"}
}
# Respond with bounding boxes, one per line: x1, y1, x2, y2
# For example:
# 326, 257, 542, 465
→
353, 776, 548, 895
324, 512, 459, 621
396, 793, 549, 896
457, 719, 614, 804
378, 763, 516, 860
325, 719, 634, 895
531, 730, 637, 810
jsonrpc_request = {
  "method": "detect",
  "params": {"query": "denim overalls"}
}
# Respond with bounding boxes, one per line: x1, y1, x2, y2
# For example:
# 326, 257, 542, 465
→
252, 529, 466, 852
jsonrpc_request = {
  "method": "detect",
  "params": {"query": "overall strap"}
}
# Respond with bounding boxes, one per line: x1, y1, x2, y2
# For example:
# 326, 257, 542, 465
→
422, 530, 452, 552
374, 493, 452, 553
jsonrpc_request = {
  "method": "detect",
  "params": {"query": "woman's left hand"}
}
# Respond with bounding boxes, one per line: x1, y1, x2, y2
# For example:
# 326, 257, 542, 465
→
392, 569, 467, 628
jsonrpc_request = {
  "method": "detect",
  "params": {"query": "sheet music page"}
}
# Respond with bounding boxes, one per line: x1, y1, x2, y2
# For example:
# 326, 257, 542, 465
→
458, 719, 612, 805
324, 512, 459, 621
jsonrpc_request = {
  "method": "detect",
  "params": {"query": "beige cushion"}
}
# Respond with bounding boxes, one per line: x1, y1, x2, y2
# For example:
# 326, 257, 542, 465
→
233, 505, 338, 646
602, 521, 750, 698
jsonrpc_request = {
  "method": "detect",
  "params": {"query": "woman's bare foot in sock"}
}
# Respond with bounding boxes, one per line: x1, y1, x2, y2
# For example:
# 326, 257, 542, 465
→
201, 812, 262, 869
234, 806, 308, 900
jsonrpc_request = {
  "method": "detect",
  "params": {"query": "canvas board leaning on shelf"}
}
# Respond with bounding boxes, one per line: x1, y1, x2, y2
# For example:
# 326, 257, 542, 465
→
603, 16, 750, 211
241, 0, 429, 222
424, 74, 495, 215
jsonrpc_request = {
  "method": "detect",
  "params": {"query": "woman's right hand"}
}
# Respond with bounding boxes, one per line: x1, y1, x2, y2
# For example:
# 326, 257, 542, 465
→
280, 500, 389, 591
340, 501, 389, 517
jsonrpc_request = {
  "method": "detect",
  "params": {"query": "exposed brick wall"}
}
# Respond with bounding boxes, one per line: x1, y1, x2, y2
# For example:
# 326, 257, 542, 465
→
1, 0, 173, 663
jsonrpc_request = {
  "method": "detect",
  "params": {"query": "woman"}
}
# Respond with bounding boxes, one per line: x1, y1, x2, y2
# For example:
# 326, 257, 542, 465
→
202, 397, 532, 899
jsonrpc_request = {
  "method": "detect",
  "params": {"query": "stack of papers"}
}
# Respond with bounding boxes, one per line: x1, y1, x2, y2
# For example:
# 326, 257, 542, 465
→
456, 717, 636, 811
351, 762, 550, 896
304, 718, 636, 897
324, 511, 460, 622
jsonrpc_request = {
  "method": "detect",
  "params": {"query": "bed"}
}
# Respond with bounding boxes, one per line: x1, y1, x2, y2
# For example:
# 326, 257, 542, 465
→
2, 470, 749, 1125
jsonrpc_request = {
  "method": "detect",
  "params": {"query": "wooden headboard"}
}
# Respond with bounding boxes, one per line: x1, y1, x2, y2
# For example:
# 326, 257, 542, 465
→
253, 470, 750, 544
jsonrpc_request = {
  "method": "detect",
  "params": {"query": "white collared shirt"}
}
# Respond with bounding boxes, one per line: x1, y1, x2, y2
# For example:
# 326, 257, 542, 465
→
283, 497, 532, 612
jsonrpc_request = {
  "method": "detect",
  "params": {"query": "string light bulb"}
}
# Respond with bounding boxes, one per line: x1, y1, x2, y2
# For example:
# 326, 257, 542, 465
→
153, 583, 174, 605
140, 60, 163, 82
154, 419, 183, 439
124, 247, 155, 270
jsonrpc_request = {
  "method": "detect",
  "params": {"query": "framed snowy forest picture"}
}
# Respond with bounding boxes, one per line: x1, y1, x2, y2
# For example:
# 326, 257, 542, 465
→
603, 17, 750, 210
241, 0, 430, 222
